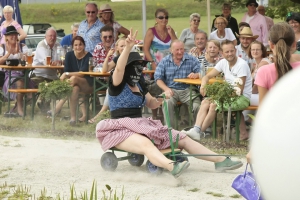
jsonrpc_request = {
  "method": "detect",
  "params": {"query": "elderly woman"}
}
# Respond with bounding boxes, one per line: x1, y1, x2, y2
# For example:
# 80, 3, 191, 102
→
179, 13, 203, 52
98, 4, 129, 42
55, 36, 93, 125
0, 26, 31, 117
286, 12, 300, 52
209, 17, 237, 46
0, 5, 27, 44
96, 29, 243, 178
60, 22, 79, 46
143, 8, 177, 121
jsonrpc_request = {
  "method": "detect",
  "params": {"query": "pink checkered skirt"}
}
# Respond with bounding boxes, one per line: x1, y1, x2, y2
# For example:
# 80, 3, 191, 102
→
96, 117, 186, 151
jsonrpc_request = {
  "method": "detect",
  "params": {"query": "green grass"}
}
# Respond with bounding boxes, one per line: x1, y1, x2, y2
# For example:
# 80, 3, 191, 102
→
206, 191, 224, 197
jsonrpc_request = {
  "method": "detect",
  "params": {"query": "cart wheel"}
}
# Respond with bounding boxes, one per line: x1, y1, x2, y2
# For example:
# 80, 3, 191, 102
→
146, 160, 163, 175
100, 152, 118, 171
175, 153, 189, 162
128, 153, 145, 166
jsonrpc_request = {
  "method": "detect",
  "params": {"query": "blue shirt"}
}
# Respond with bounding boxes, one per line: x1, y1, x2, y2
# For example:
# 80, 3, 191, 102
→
77, 19, 104, 54
154, 53, 201, 90
60, 34, 73, 46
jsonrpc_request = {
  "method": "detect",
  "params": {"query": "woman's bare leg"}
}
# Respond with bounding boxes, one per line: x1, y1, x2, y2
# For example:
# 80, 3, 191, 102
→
16, 80, 24, 116
115, 134, 174, 171
178, 137, 224, 162
200, 103, 217, 131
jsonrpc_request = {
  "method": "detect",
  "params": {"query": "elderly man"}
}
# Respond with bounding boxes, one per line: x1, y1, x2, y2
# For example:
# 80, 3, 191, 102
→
235, 27, 258, 67
60, 22, 79, 46
183, 40, 252, 141
77, 2, 104, 54
211, 3, 239, 42
257, 5, 274, 31
155, 40, 201, 128
241, 0, 268, 46
93, 25, 114, 70
32, 27, 61, 112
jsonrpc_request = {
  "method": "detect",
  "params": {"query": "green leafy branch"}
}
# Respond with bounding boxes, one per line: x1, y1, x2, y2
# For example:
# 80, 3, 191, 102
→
38, 80, 73, 102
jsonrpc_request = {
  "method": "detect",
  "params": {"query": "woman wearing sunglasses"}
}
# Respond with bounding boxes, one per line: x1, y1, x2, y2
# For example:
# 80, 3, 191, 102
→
179, 13, 203, 52
143, 8, 177, 121
98, 4, 129, 42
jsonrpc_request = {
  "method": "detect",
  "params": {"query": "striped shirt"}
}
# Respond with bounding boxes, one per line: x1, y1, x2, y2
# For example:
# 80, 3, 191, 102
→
77, 19, 104, 54
154, 53, 201, 90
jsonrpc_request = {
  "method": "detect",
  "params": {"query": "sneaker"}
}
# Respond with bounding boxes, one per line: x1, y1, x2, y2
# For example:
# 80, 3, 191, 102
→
181, 128, 205, 142
215, 157, 243, 171
171, 161, 190, 178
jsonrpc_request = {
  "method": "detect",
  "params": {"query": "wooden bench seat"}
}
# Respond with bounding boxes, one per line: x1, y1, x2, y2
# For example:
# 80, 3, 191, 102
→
7, 89, 39, 120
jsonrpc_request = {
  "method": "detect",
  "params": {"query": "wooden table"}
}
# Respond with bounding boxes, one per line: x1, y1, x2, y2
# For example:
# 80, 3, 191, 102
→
0, 65, 64, 117
173, 78, 221, 126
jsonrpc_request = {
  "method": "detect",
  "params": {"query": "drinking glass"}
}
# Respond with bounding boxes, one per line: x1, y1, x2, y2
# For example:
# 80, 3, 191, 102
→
46, 56, 51, 66
27, 49, 33, 67
60, 49, 66, 64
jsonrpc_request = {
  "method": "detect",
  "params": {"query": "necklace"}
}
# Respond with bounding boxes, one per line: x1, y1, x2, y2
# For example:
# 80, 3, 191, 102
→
155, 27, 167, 40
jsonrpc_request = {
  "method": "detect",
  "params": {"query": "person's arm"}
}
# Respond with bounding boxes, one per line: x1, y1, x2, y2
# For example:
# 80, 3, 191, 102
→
13, 22, 27, 42
200, 69, 220, 96
143, 28, 156, 69
258, 85, 268, 105
112, 29, 137, 86
167, 25, 177, 41
102, 49, 115, 73
0, 47, 10, 64
145, 92, 164, 109
118, 26, 130, 38
179, 29, 186, 42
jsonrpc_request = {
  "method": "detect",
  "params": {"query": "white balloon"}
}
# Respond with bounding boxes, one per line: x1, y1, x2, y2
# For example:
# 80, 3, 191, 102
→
251, 67, 300, 200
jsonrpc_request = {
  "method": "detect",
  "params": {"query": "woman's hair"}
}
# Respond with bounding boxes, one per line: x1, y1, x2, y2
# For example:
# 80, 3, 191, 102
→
247, 40, 267, 59
99, 12, 115, 24
286, 12, 300, 24
71, 23, 79, 30
72, 35, 85, 47
206, 39, 221, 50
194, 30, 208, 40
115, 37, 126, 56
189, 13, 200, 21
155, 8, 168, 17
222, 3, 231, 10
269, 22, 295, 79
3, 5, 14, 13
214, 16, 228, 27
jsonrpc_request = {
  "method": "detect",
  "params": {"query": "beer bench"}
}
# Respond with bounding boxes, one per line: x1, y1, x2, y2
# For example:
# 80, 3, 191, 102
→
7, 89, 39, 120
212, 105, 258, 143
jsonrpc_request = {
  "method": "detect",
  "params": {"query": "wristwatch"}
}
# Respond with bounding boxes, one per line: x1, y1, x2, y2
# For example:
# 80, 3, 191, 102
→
66, 72, 69, 76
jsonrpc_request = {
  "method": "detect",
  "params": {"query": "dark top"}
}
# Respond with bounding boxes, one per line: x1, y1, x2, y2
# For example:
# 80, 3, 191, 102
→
64, 51, 93, 86
113, 55, 120, 64
297, 41, 300, 51
211, 14, 239, 42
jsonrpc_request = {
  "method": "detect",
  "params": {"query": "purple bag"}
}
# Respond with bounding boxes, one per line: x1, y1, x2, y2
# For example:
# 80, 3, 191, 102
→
231, 163, 263, 200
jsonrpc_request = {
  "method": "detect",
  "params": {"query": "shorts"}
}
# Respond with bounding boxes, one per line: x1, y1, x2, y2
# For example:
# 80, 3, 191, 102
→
215, 95, 250, 111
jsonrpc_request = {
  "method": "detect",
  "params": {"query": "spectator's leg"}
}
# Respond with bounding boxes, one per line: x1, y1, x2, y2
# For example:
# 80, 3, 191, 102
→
163, 89, 178, 128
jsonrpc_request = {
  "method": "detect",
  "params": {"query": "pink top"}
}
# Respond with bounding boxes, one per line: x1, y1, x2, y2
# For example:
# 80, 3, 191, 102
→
0, 21, 22, 44
255, 61, 300, 89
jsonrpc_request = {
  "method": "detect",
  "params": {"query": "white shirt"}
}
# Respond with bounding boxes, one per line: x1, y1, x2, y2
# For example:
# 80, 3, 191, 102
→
32, 39, 61, 80
209, 28, 236, 43
235, 44, 253, 68
214, 57, 252, 99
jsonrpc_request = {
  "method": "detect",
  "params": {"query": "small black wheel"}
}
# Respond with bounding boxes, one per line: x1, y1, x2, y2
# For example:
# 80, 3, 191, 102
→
146, 160, 163, 175
128, 153, 145, 166
100, 152, 118, 171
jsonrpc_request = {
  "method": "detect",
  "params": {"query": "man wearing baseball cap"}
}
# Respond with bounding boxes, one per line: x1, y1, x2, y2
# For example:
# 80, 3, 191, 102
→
241, 0, 268, 46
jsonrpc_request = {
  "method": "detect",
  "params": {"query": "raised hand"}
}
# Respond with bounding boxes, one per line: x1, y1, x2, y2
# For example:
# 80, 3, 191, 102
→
125, 28, 138, 49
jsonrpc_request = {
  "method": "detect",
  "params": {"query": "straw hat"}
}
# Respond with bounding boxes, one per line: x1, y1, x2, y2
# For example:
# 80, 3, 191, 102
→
235, 27, 259, 39
99, 4, 113, 13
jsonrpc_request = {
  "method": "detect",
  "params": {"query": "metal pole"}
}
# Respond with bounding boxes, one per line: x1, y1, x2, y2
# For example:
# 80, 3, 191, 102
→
142, 0, 147, 38
207, 0, 211, 35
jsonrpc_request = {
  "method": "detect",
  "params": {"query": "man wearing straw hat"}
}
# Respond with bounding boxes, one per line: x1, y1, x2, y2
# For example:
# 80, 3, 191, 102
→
235, 27, 258, 67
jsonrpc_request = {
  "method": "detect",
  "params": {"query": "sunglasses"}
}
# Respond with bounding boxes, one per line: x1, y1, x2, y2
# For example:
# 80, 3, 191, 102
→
248, 3, 256, 7
157, 16, 169, 20
193, 19, 200, 22
103, 35, 113, 40
86, 11, 96, 14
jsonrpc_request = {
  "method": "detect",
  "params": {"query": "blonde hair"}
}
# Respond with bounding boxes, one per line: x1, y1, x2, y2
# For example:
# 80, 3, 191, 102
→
214, 16, 228, 27
3, 5, 14, 13
206, 39, 221, 50
115, 37, 126, 56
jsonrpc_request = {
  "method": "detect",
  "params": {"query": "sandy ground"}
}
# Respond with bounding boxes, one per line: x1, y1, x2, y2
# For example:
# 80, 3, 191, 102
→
0, 135, 246, 200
